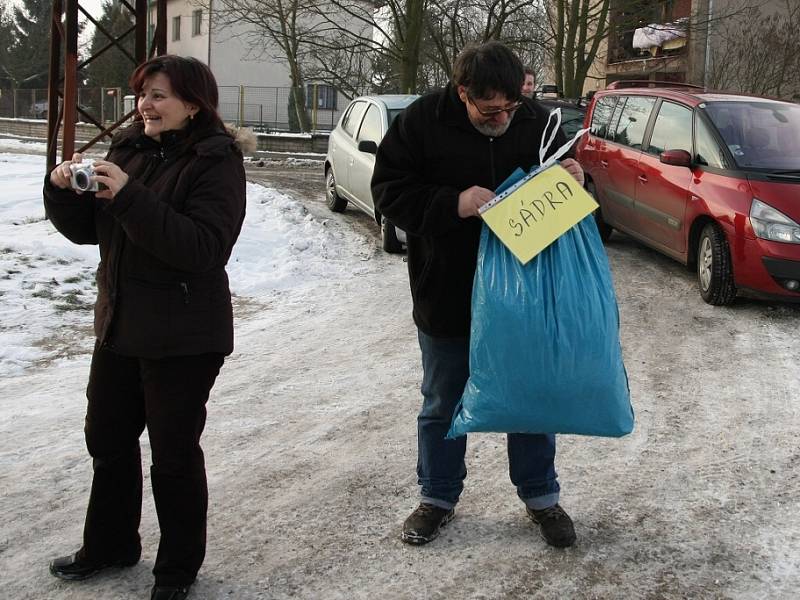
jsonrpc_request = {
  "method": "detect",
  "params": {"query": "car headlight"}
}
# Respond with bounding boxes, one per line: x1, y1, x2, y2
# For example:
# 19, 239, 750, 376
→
750, 198, 800, 244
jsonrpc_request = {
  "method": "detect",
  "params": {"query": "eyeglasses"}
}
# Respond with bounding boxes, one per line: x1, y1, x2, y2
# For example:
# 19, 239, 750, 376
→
467, 95, 523, 117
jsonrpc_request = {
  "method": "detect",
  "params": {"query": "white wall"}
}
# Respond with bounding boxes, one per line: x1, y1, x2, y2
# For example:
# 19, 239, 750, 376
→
151, 0, 291, 88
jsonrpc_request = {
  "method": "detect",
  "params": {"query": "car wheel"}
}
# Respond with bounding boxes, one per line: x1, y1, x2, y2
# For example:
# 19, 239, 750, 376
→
326, 168, 347, 212
587, 181, 612, 242
381, 215, 404, 253
697, 222, 737, 305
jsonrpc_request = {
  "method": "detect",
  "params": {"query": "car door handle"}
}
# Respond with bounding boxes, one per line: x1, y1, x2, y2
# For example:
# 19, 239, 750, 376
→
600, 160, 608, 168
638, 174, 648, 183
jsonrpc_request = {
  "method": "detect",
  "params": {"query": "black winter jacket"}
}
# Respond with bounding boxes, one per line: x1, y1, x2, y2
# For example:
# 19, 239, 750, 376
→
43, 122, 246, 358
371, 84, 566, 338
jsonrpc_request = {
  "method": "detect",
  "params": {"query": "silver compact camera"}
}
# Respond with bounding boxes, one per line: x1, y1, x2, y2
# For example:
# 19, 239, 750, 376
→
69, 162, 100, 192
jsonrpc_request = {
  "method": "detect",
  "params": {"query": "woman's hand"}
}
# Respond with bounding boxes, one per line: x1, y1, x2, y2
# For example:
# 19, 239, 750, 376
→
49, 152, 84, 192
91, 160, 130, 200
560, 158, 585, 187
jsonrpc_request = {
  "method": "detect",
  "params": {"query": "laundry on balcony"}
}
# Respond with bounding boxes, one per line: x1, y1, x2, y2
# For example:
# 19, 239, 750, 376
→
633, 18, 688, 56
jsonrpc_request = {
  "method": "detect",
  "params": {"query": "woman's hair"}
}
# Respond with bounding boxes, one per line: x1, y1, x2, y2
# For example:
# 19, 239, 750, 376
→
129, 55, 227, 134
452, 41, 524, 102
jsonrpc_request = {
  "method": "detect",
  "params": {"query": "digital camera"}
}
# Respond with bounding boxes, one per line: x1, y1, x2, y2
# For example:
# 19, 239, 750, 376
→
69, 162, 99, 192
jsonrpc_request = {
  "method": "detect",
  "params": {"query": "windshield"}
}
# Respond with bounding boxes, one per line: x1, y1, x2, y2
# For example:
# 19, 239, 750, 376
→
703, 101, 800, 171
387, 108, 406, 126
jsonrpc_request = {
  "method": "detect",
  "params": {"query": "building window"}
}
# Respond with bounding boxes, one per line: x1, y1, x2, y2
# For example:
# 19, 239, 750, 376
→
192, 10, 202, 36
172, 16, 181, 41
305, 84, 338, 110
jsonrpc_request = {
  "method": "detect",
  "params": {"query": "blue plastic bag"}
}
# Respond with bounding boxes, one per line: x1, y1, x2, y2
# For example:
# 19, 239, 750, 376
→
446, 168, 633, 438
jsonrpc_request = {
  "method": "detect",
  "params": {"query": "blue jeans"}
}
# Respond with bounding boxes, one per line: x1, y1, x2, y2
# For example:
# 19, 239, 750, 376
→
417, 330, 560, 510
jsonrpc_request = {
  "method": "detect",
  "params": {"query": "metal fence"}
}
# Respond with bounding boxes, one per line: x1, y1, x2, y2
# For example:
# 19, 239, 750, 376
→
1, 85, 352, 132
0, 87, 124, 124
218, 85, 352, 132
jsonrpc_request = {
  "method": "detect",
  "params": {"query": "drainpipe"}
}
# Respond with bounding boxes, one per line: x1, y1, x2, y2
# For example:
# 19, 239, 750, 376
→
704, 0, 714, 88
207, 0, 213, 68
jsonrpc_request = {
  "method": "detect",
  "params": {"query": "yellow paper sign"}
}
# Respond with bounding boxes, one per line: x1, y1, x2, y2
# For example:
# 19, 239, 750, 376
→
480, 164, 598, 264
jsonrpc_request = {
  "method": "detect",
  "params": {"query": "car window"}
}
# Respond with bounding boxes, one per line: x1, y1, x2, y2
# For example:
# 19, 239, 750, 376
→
647, 101, 692, 156
606, 96, 627, 141
695, 114, 729, 169
590, 96, 618, 139
357, 104, 382, 143
339, 103, 355, 134
341, 100, 368, 138
704, 100, 800, 170
612, 96, 656, 148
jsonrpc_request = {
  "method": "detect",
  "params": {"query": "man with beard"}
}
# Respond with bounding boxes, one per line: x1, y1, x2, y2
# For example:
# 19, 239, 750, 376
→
371, 41, 584, 548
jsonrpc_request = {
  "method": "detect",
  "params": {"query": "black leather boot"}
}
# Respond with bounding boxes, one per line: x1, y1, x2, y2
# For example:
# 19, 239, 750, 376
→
49, 549, 140, 580
151, 584, 192, 600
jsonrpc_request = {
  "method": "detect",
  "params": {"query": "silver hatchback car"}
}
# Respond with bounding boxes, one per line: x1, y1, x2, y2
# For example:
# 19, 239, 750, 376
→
325, 94, 419, 252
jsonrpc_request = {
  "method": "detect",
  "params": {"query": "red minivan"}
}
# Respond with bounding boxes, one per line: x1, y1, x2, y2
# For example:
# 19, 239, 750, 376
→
576, 81, 800, 304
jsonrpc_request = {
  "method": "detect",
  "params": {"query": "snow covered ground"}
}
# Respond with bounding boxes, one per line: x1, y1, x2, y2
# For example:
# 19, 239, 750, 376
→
1, 141, 799, 599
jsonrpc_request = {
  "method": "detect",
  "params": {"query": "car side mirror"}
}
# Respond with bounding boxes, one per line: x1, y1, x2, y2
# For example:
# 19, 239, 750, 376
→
660, 149, 692, 167
358, 140, 378, 155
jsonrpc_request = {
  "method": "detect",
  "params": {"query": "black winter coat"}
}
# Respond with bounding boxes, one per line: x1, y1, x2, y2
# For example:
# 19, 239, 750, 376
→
43, 122, 246, 358
371, 84, 566, 338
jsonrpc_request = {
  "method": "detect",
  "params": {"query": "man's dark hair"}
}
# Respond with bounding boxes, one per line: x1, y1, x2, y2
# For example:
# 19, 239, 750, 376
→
452, 41, 524, 102
524, 65, 535, 77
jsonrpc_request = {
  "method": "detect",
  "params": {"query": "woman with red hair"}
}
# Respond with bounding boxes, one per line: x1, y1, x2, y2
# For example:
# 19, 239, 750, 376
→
44, 55, 246, 600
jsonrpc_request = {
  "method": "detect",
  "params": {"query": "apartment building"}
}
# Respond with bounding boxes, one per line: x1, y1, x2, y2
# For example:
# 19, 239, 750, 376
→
588, 0, 795, 96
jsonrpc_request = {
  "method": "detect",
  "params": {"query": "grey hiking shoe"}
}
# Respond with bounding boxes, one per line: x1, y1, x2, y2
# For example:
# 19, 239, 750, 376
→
401, 503, 455, 545
526, 503, 576, 548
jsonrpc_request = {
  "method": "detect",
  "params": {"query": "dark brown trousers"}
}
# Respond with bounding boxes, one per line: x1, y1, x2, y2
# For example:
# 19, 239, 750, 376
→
79, 343, 224, 586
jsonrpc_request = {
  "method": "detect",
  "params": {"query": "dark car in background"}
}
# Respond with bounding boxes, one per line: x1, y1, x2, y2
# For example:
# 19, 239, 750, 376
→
576, 81, 800, 304
537, 97, 588, 139
325, 94, 419, 253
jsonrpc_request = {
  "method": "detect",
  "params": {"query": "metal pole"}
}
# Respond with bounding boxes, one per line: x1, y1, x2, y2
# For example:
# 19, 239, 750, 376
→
63, 0, 79, 161
46, 0, 63, 171
207, 0, 213, 67
312, 84, 318, 131
136, 0, 147, 63
704, 0, 714, 89
239, 85, 244, 127
46, 0, 166, 171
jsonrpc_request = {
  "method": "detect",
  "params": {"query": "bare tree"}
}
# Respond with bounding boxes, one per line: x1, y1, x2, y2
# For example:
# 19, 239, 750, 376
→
544, 0, 615, 98
309, 0, 549, 94
421, 0, 548, 88
304, 1, 429, 94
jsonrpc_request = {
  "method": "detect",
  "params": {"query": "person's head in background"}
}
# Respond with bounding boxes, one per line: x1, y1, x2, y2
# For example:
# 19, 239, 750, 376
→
521, 67, 536, 98
452, 41, 524, 138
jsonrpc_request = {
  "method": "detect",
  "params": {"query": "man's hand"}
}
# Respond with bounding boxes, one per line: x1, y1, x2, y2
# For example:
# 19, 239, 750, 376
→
458, 185, 495, 218
560, 158, 585, 187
